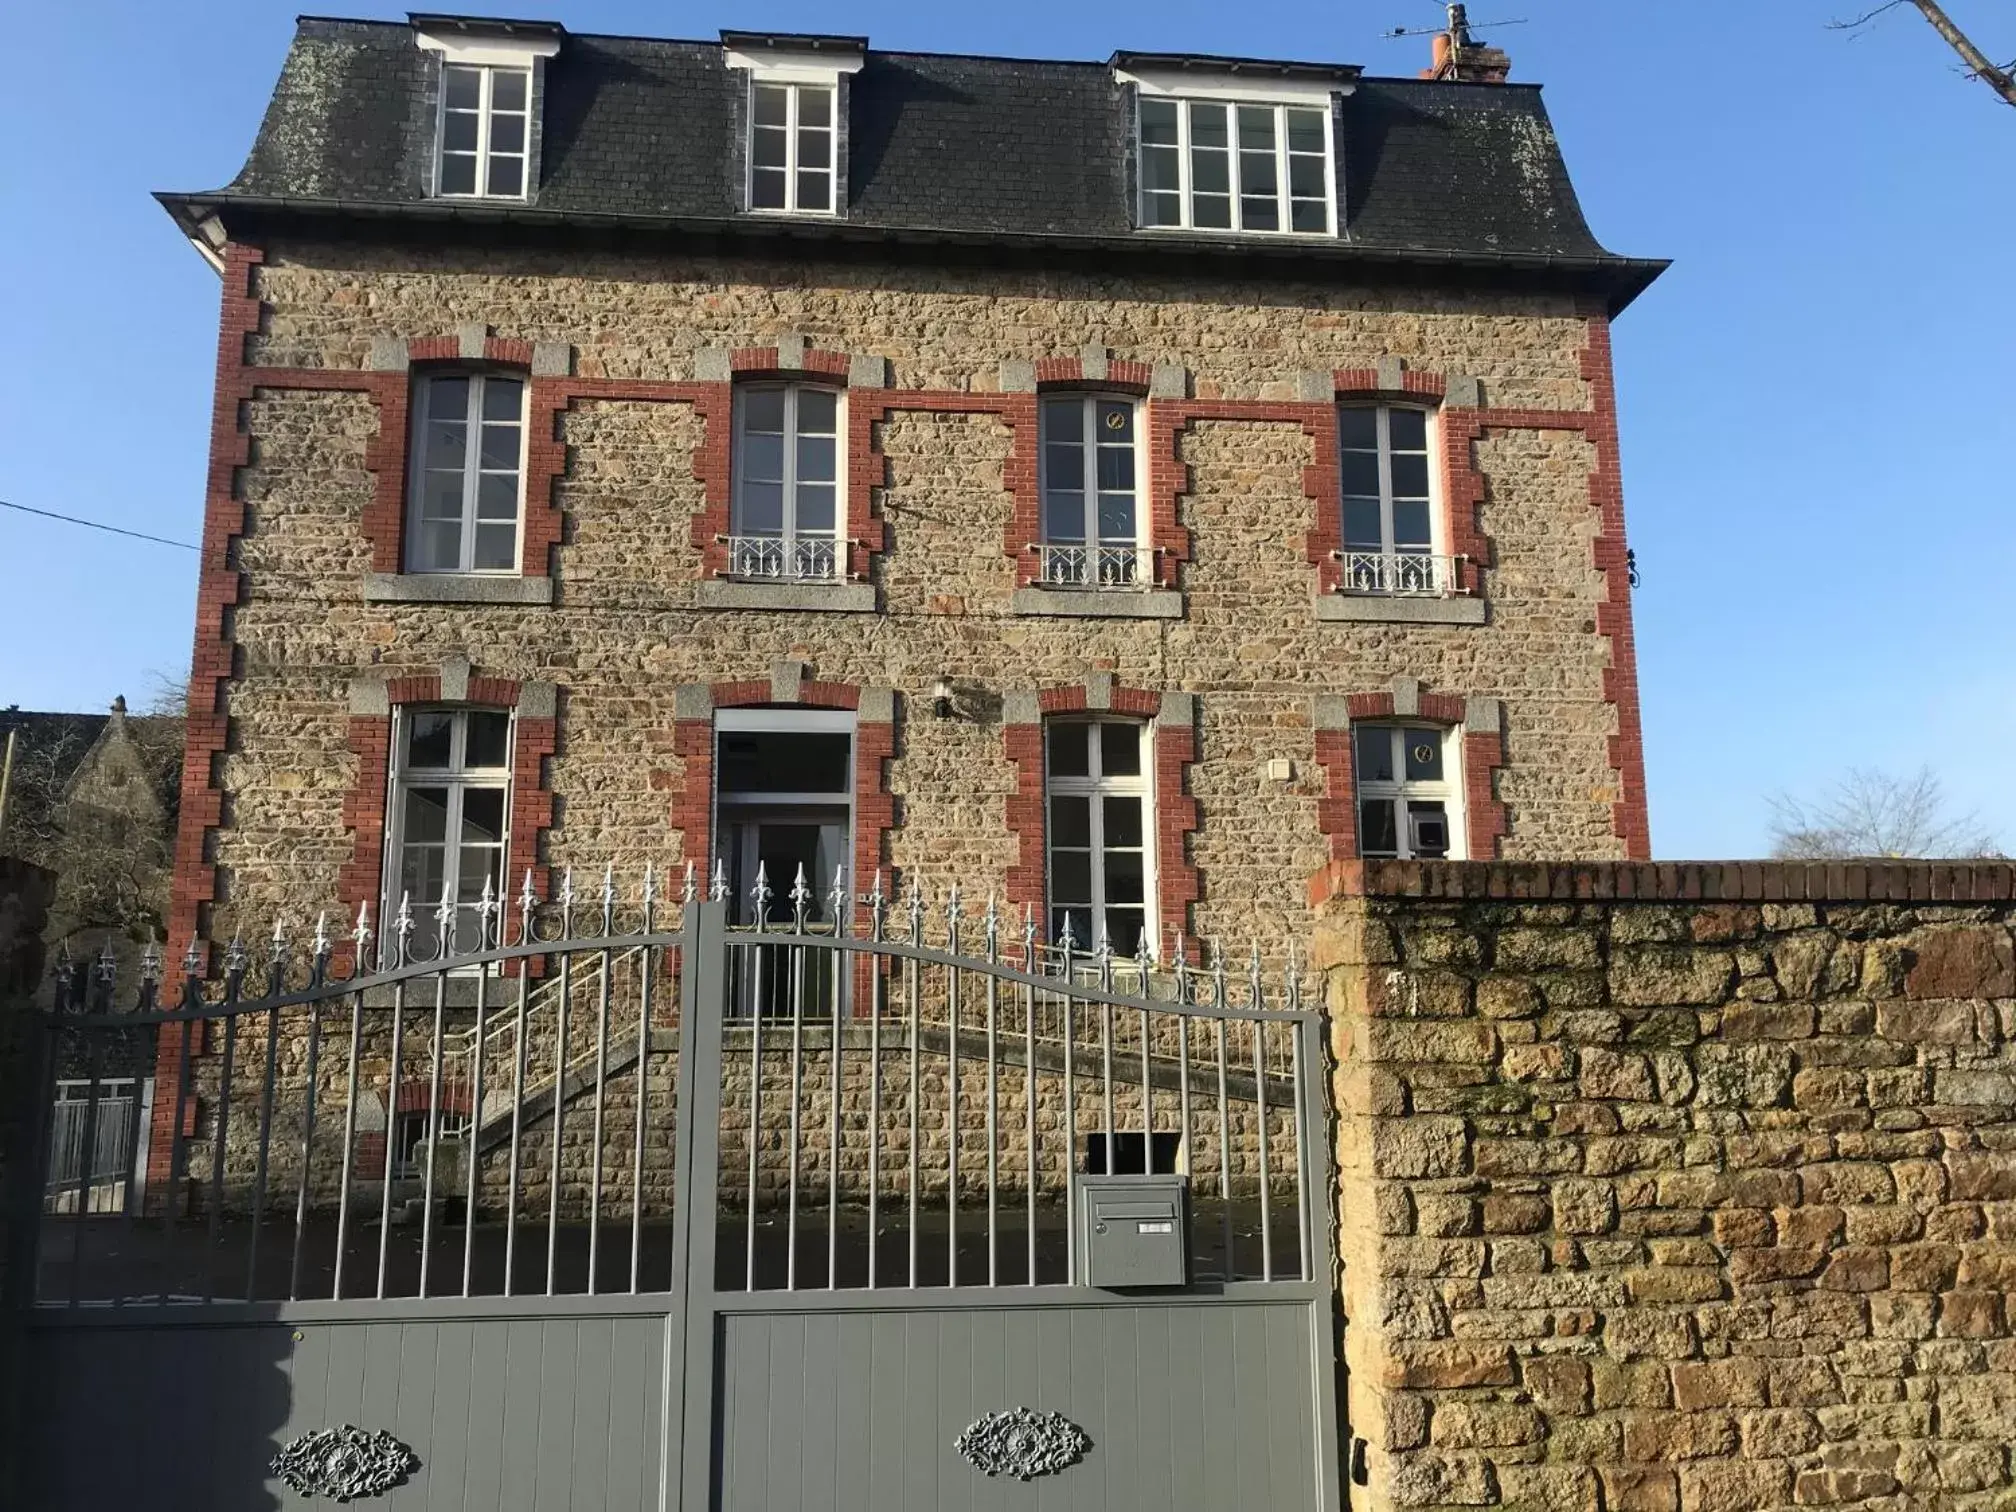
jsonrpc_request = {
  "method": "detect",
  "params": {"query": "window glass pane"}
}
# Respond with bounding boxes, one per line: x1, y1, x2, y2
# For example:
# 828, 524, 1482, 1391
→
742, 432, 785, 484
1354, 725, 1394, 783
1049, 794, 1091, 848
481, 378, 522, 423
1142, 146, 1181, 196
1096, 400, 1134, 444
798, 87, 832, 128
1102, 795, 1143, 847
1044, 490, 1085, 542
1044, 443, 1084, 492
1337, 407, 1378, 449
1240, 193, 1280, 232
1047, 722, 1089, 778
1095, 443, 1133, 493
407, 714, 454, 769
1105, 909, 1147, 959
737, 481, 784, 535
466, 712, 510, 768
1105, 850, 1145, 906
1286, 108, 1326, 153
741, 387, 786, 433
1343, 498, 1384, 552
1043, 397, 1082, 442
1403, 731, 1444, 783
491, 69, 528, 111
1099, 722, 1142, 778
477, 473, 519, 519
444, 65, 482, 110
1339, 451, 1382, 499
461, 786, 506, 842
796, 434, 836, 484
752, 126, 788, 171
1097, 494, 1135, 543
416, 520, 462, 570
793, 484, 836, 534
1191, 150, 1230, 196
796, 171, 831, 211
443, 112, 480, 153
428, 376, 471, 424
489, 113, 525, 154
1288, 155, 1325, 198
1291, 199, 1328, 234
1388, 408, 1428, 451
400, 845, 447, 910
717, 731, 850, 794
403, 785, 450, 844
1140, 98, 1179, 144
486, 154, 524, 197
1390, 452, 1430, 499
1050, 851, 1093, 905
751, 167, 787, 208
438, 156, 477, 196
1192, 194, 1232, 229
754, 83, 789, 127
424, 420, 466, 473
1359, 800, 1399, 857
457, 849, 500, 904
473, 522, 517, 570
479, 424, 520, 472
796, 388, 838, 434
1144, 190, 1182, 226
1237, 106, 1275, 150
1053, 907, 1094, 948
1393, 500, 1431, 549
1190, 103, 1228, 147
797, 128, 831, 170
1409, 801, 1451, 859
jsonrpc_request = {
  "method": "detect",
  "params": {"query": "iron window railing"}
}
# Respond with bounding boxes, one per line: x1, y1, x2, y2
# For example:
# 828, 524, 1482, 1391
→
1335, 551, 1465, 598
725, 535, 842, 584
1035, 544, 1143, 590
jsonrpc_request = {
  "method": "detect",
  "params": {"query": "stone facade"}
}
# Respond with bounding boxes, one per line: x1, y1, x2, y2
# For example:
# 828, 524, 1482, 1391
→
1314, 860, 2016, 1512
174, 237, 1648, 966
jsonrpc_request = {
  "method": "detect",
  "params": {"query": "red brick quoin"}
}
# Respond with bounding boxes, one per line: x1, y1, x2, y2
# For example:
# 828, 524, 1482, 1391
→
1313, 684, 1508, 863
1003, 681, 1201, 960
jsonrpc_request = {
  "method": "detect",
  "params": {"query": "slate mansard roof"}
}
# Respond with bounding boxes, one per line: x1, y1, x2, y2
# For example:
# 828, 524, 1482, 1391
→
158, 17, 1666, 311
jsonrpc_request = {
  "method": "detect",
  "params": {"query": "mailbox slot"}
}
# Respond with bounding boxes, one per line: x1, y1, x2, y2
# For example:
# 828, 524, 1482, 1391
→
1076, 1174, 1189, 1289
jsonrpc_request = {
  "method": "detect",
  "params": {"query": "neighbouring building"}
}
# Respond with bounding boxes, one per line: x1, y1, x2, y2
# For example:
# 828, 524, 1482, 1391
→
153, 13, 1663, 973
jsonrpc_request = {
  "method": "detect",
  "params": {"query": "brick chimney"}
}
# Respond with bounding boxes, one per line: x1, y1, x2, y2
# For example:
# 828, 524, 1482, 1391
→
1421, 4, 1511, 84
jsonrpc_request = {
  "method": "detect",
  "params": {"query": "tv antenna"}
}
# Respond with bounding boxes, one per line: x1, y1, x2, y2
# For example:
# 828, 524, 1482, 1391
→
1387, 3, 1527, 44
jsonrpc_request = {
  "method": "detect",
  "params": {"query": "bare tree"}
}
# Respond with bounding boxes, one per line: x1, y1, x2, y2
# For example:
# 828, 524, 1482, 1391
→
1768, 767, 2002, 859
1831, 1, 2016, 108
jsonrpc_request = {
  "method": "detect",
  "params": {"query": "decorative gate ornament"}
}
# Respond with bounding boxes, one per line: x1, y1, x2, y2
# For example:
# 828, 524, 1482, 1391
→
955, 1408, 1091, 1481
270, 1427, 419, 1501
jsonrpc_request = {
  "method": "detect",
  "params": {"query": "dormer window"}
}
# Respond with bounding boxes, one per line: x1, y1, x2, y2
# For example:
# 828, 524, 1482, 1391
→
439, 64, 530, 198
724, 31, 864, 218
415, 17, 563, 202
749, 81, 837, 214
1138, 98, 1332, 235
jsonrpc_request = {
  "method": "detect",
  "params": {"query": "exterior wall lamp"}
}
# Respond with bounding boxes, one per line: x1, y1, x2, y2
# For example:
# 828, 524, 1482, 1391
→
931, 677, 955, 719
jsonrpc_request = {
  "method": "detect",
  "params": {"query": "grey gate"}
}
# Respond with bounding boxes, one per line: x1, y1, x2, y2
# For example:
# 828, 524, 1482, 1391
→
5, 869, 1342, 1510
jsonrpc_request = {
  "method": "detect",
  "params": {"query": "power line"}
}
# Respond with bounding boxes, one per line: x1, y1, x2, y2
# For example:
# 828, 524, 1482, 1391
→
0, 498, 198, 552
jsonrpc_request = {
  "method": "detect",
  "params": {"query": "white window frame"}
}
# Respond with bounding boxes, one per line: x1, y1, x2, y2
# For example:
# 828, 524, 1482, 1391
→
730, 382, 846, 576
1037, 393, 1147, 588
1353, 723, 1465, 861
404, 371, 528, 575
434, 62, 533, 200
1337, 403, 1455, 596
745, 79, 840, 216
1044, 718, 1158, 954
382, 706, 516, 960
1134, 95, 1336, 237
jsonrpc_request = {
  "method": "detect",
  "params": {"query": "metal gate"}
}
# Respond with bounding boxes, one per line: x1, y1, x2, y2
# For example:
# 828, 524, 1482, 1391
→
6, 868, 1342, 1510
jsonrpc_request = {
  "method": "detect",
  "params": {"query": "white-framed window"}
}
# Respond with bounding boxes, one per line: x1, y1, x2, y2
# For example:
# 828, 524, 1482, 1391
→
1354, 724, 1463, 860
1045, 719, 1154, 956
437, 63, 531, 198
386, 708, 513, 959
1339, 405, 1449, 595
406, 372, 526, 574
730, 384, 843, 582
1038, 394, 1144, 588
748, 80, 838, 214
1138, 97, 1333, 235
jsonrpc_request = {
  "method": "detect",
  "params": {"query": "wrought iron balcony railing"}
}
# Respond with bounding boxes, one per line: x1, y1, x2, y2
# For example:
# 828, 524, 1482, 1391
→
1336, 551, 1464, 597
725, 535, 841, 584
1035, 543, 1143, 589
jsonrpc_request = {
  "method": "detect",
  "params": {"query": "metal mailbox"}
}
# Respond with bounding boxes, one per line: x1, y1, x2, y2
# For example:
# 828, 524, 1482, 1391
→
1076, 1174, 1190, 1288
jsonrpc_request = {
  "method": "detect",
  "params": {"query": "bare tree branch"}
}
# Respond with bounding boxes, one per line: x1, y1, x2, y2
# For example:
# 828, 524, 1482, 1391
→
1831, 0, 2016, 107
1768, 767, 2003, 860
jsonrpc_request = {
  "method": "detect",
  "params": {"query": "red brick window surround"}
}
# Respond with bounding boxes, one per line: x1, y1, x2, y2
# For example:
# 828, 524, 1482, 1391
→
1313, 678, 1507, 862
338, 660, 559, 949
1003, 677, 1201, 960
668, 663, 896, 910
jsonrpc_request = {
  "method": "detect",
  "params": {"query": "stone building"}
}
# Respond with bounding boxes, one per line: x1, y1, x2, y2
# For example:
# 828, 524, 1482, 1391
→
154, 14, 1664, 972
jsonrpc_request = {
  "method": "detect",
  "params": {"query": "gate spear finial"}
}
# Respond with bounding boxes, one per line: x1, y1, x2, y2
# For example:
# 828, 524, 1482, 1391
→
867, 869, 887, 942
709, 858, 730, 903
827, 864, 849, 938
789, 862, 812, 933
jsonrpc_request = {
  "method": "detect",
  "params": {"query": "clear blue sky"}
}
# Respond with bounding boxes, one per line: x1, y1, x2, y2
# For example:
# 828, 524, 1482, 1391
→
3, 1, 2009, 858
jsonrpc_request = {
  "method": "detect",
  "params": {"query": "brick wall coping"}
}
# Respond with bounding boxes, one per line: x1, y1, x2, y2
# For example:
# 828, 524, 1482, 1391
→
1310, 857, 2016, 905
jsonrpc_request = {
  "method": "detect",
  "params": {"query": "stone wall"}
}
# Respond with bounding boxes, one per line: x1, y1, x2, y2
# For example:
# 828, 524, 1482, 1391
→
189, 239, 1643, 964
1313, 860, 2016, 1512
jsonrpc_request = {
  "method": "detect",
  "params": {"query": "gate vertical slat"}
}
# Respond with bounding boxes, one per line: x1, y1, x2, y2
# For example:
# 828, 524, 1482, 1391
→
1254, 1018, 1273, 1284
503, 951, 531, 1299
418, 961, 448, 1299
743, 939, 764, 1290
785, 936, 803, 1292
464, 956, 490, 1298
331, 984, 364, 1301
672, 899, 728, 1512
289, 994, 325, 1301
204, 961, 242, 1306
1214, 1014, 1233, 1280
588, 872, 615, 1296
546, 920, 574, 1298
245, 945, 286, 1301
375, 975, 405, 1301
627, 872, 657, 1296
64, 1026, 103, 1306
